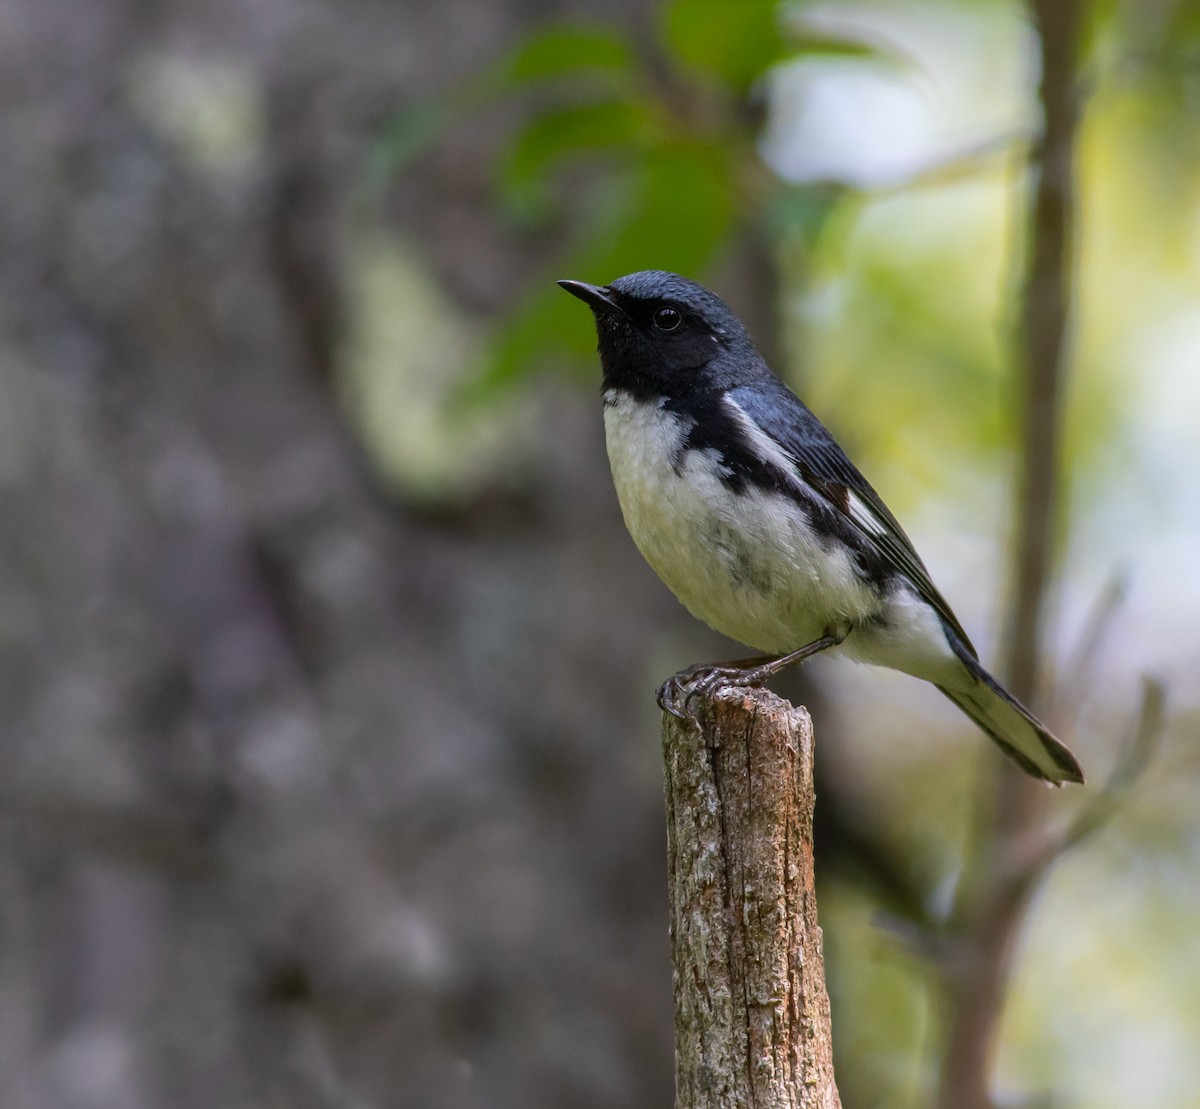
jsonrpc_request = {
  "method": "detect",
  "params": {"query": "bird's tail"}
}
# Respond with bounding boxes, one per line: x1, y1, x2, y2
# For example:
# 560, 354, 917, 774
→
936, 642, 1085, 785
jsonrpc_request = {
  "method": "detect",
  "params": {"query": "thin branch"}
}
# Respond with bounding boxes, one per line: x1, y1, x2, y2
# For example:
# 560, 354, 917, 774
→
1057, 675, 1167, 853
986, 676, 1167, 931
1051, 569, 1129, 729
938, 3, 1089, 1107
1003, 0, 1087, 709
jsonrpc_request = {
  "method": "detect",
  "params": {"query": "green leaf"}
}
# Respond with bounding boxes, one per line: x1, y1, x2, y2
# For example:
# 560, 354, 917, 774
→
467, 143, 737, 400
662, 0, 885, 91
661, 0, 787, 90
494, 23, 636, 88
595, 143, 736, 276
498, 100, 651, 220
361, 23, 638, 196
784, 30, 889, 61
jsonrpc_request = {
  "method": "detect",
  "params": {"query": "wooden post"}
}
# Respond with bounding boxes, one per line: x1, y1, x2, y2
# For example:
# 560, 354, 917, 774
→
663, 686, 840, 1109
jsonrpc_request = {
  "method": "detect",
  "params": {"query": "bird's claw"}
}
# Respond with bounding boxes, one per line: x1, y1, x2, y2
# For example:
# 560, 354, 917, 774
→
656, 663, 762, 727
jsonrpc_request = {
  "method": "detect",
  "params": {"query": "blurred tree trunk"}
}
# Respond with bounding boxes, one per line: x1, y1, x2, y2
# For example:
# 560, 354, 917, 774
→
938, 2, 1087, 1107
0, 0, 680, 1107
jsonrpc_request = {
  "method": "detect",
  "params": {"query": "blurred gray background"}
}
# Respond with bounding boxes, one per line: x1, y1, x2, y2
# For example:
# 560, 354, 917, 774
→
2, 0, 1198, 1107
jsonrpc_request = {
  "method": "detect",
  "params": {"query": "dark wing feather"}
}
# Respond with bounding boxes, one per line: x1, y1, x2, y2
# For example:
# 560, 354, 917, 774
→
727, 382, 978, 658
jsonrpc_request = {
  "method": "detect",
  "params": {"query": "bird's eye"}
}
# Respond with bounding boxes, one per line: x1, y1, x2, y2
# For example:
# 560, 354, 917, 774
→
653, 307, 682, 333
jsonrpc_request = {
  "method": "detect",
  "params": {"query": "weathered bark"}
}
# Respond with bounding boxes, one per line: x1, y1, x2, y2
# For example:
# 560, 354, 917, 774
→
663, 687, 840, 1109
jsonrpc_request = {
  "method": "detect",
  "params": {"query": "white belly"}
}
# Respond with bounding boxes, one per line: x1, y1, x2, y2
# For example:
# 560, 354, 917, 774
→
602, 392, 881, 654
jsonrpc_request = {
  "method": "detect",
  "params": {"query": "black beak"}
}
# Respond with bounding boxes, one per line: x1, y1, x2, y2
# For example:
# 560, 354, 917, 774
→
557, 279, 622, 315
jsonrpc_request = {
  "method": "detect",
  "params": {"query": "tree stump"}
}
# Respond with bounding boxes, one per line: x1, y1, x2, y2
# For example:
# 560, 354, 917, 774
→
663, 686, 840, 1109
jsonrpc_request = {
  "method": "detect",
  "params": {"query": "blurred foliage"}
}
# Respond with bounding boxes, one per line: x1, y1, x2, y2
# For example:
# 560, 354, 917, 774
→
374, 2, 883, 400
370, 1, 1200, 1106
8, 0, 1200, 1103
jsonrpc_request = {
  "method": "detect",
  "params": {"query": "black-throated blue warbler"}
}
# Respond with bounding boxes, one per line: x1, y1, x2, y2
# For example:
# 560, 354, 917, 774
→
559, 270, 1084, 785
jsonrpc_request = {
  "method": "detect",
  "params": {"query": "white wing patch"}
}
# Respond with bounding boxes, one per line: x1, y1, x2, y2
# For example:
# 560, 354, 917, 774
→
722, 395, 799, 477
725, 394, 891, 542
845, 489, 888, 537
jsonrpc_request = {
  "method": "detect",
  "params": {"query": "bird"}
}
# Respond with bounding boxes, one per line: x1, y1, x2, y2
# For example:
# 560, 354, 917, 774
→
558, 269, 1084, 785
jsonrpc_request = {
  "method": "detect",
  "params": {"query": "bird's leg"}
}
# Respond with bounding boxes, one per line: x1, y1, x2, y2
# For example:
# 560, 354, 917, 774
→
657, 631, 846, 725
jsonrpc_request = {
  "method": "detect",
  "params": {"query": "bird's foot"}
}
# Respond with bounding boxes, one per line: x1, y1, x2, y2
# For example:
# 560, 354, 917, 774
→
656, 659, 776, 727
656, 633, 847, 727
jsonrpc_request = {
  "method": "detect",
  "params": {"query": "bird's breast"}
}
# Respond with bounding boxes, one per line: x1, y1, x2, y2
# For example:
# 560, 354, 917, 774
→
601, 389, 880, 653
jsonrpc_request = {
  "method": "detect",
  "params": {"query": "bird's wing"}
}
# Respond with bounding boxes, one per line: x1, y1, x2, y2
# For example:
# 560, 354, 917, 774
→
725, 384, 978, 658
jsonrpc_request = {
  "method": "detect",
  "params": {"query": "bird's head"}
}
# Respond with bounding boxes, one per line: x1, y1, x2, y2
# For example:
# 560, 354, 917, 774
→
558, 270, 754, 395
